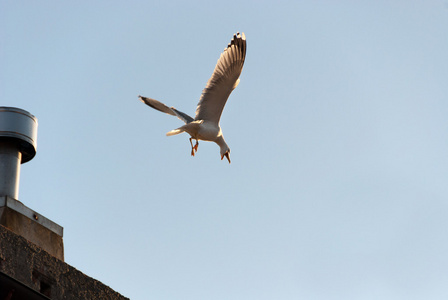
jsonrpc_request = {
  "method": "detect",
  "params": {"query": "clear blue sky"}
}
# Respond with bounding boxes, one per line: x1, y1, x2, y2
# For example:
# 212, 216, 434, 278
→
2, 1, 448, 299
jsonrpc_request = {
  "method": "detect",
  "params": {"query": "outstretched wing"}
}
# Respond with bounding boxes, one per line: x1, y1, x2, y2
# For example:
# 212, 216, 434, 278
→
194, 32, 246, 124
139, 95, 194, 124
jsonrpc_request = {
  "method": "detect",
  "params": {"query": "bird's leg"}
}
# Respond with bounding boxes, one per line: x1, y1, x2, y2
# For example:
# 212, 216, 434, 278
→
193, 139, 199, 152
189, 137, 196, 156
189, 137, 199, 156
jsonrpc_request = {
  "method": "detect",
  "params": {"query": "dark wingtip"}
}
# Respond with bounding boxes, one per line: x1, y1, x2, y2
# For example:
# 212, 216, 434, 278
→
138, 95, 147, 104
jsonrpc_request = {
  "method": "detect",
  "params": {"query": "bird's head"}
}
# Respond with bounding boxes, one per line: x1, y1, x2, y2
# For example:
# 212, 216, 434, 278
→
220, 147, 231, 164
216, 135, 231, 164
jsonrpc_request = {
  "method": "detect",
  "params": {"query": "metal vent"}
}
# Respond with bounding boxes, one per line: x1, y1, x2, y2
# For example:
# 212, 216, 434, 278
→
0, 107, 38, 199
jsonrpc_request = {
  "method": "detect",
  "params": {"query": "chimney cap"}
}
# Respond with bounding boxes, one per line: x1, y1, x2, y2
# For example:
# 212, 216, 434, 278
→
0, 107, 38, 163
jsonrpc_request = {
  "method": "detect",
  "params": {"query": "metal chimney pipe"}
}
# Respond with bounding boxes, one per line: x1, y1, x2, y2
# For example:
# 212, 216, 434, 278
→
0, 107, 37, 200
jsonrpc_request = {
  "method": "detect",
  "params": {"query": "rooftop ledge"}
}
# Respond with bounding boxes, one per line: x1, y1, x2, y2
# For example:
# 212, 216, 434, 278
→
0, 196, 63, 237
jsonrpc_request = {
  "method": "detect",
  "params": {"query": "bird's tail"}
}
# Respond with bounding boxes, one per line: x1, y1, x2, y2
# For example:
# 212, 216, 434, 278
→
166, 127, 185, 136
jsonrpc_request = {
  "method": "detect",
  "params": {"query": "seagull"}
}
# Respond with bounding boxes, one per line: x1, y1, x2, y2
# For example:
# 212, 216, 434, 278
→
139, 32, 246, 163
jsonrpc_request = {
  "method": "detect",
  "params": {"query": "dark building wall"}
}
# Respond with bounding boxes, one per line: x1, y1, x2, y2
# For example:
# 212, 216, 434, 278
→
0, 225, 129, 300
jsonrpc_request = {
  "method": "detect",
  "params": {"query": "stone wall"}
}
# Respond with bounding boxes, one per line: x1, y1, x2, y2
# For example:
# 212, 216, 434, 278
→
0, 225, 129, 299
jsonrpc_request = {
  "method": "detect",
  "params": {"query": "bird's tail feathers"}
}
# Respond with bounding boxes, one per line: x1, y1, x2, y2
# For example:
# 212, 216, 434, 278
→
166, 128, 185, 136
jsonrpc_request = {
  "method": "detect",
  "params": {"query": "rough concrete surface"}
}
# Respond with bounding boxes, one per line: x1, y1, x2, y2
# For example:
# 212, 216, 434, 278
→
0, 225, 129, 299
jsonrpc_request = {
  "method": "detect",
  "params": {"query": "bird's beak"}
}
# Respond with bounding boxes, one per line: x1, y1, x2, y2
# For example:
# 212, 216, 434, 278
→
221, 152, 231, 164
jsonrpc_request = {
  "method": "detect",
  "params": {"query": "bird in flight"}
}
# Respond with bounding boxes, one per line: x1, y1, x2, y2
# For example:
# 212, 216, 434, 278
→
139, 32, 246, 163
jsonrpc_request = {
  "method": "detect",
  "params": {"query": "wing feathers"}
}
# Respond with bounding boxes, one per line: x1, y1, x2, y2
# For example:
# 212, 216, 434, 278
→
194, 32, 246, 124
139, 32, 246, 126
139, 95, 194, 124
